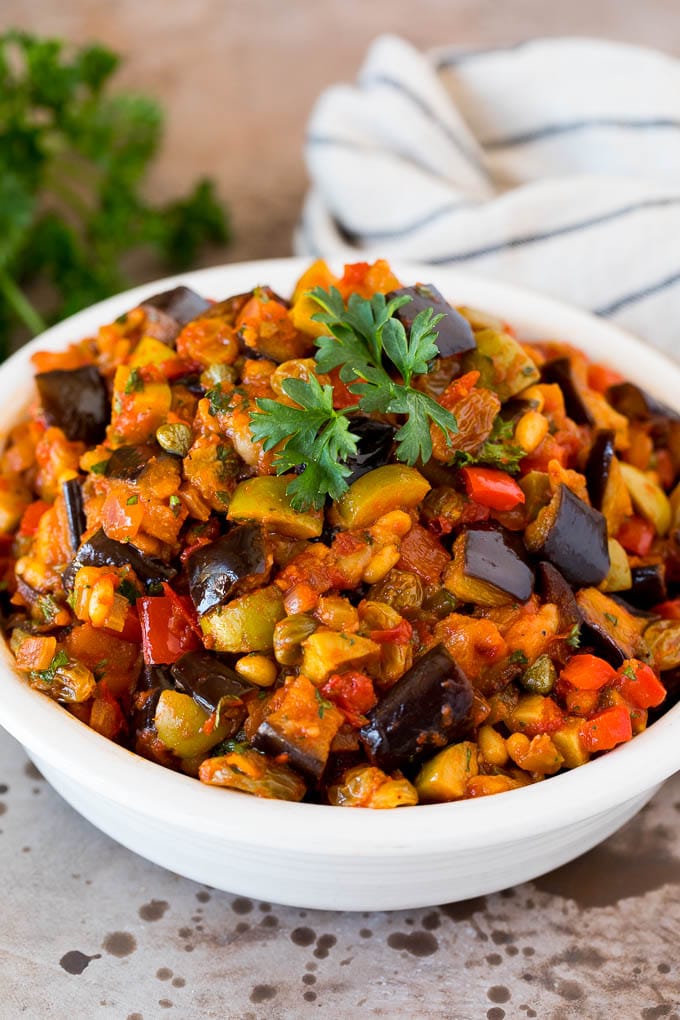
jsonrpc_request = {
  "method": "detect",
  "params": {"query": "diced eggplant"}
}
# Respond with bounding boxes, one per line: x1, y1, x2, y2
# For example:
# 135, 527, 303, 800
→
170, 650, 252, 715
541, 357, 593, 425
141, 285, 211, 328
625, 563, 667, 609
187, 525, 268, 616
359, 644, 473, 773
344, 417, 396, 484
600, 538, 633, 593
104, 444, 157, 480
61, 478, 86, 551
536, 562, 582, 632
63, 528, 176, 591
133, 664, 175, 732
606, 382, 680, 423
251, 674, 343, 782
445, 525, 534, 606
525, 485, 610, 588
462, 328, 540, 402
576, 587, 647, 666
387, 284, 477, 358
585, 430, 615, 510
36, 365, 109, 444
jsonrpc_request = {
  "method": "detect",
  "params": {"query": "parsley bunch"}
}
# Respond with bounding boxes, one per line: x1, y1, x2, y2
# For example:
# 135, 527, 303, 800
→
249, 287, 459, 510
0, 31, 230, 356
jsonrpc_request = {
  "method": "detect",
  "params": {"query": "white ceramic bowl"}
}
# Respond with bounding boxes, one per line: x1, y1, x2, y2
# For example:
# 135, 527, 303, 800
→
1, 258, 679, 911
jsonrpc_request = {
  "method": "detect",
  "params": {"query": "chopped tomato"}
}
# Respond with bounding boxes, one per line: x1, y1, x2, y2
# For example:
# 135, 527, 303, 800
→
615, 659, 666, 709
320, 670, 377, 727
18, 499, 51, 537
579, 705, 632, 752
561, 654, 618, 691
616, 516, 655, 556
587, 362, 624, 394
653, 599, 680, 621
137, 586, 201, 665
461, 467, 526, 512
369, 619, 413, 645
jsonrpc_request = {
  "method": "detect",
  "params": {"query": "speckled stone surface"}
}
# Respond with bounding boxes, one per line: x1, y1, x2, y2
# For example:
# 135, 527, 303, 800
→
0, 728, 678, 1019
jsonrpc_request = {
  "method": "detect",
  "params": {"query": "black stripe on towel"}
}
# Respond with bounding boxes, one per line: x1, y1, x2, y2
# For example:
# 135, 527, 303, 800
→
483, 118, 680, 150
429, 195, 680, 264
595, 269, 680, 316
306, 133, 453, 182
342, 201, 472, 241
359, 73, 490, 179
435, 40, 536, 68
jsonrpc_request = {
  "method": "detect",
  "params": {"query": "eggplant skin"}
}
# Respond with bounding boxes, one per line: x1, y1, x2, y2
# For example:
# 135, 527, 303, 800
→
625, 563, 667, 609
104, 444, 158, 480
536, 562, 582, 631
344, 418, 396, 484
360, 644, 473, 773
62, 478, 86, 551
187, 525, 268, 616
534, 486, 610, 588
464, 525, 534, 603
170, 651, 251, 715
387, 284, 477, 358
585, 430, 616, 511
63, 527, 176, 591
541, 358, 593, 426
607, 382, 680, 423
36, 365, 109, 444
141, 286, 211, 327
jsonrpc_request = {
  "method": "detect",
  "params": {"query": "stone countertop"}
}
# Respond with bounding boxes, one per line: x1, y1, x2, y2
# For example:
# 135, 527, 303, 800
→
0, 728, 678, 1020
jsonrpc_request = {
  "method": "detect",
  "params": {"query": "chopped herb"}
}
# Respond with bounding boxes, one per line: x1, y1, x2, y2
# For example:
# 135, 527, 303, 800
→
147, 580, 164, 596
604, 612, 619, 626
90, 460, 109, 475
509, 649, 529, 666
115, 313, 129, 326
522, 364, 537, 376
216, 491, 231, 505
206, 384, 232, 416
452, 416, 526, 473
169, 494, 181, 517
66, 591, 77, 610
35, 594, 60, 624
124, 367, 144, 394
216, 444, 231, 462
465, 745, 472, 770
315, 689, 333, 719
621, 663, 638, 681
33, 649, 69, 683
126, 494, 139, 505
566, 624, 581, 649
117, 578, 139, 604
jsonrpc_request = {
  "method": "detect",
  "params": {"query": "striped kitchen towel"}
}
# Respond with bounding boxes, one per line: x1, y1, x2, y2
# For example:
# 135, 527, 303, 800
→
297, 35, 680, 358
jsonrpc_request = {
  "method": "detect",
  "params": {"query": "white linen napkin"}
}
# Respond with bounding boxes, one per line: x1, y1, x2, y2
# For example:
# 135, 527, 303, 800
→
297, 35, 680, 358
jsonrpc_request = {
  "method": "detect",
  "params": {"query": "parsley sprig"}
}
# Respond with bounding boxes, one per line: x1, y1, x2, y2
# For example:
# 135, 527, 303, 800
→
249, 287, 459, 510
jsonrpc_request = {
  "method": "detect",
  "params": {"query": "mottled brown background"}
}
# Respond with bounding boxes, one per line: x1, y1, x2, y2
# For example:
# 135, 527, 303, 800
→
3, 0, 680, 265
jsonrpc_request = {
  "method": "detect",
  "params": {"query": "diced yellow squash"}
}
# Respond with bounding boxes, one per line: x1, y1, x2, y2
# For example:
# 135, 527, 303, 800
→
619, 462, 671, 536
333, 465, 431, 529
227, 476, 323, 539
599, 538, 633, 592
415, 741, 479, 802
552, 718, 590, 768
300, 629, 380, 683
201, 585, 285, 653
290, 259, 341, 337
129, 335, 175, 368
154, 690, 232, 758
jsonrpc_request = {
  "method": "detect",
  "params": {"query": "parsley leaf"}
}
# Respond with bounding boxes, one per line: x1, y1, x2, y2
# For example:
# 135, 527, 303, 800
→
124, 367, 144, 394
32, 649, 69, 683
315, 689, 334, 719
566, 624, 581, 649
249, 287, 459, 509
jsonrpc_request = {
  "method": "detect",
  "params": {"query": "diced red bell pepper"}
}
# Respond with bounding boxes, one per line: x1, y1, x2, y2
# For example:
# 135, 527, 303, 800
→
18, 499, 51, 537
137, 586, 201, 665
397, 524, 449, 584
616, 516, 655, 557
653, 599, 680, 621
104, 605, 142, 644
320, 670, 377, 728
461, 467, 526, 512
369, 618, 413, 645
561, 653, 618, 691
615, 659, 666, 709
579, 705, 632, 752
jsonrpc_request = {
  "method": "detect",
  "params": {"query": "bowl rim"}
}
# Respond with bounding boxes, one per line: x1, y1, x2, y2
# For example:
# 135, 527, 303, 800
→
1, 255, 679, 856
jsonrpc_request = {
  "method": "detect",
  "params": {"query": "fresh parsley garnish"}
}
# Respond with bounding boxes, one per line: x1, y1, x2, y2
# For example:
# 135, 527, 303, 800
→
566, 624, 581, 649
117, 579, 139, 604
452, 417, 526, 473
126, 494, 138, 505
90, 460, 110, 475
604, 612, 619, 626
0, 31, 229, 357
249, 287, 459, 510
621, 663, 637, 681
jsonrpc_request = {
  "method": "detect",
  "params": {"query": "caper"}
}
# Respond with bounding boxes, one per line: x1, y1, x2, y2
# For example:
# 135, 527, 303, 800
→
156, 422, 193, 457
521, 654, 557, 695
